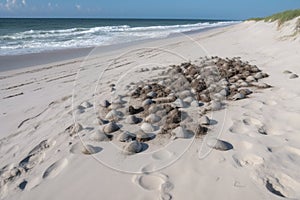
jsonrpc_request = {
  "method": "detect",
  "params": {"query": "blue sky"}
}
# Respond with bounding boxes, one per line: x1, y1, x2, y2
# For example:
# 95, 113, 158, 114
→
0, 0, 299, 19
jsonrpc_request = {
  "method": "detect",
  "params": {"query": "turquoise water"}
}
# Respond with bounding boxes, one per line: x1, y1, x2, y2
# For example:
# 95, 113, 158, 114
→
0, 18, 238, 55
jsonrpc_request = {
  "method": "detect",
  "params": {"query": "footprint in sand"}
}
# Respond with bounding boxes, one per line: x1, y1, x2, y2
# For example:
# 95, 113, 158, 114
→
152, 149, 173, 161
28, 139, 56, 156
232, 153, 264, 167
19, 152, 46, 171
43, 158, 68, 179
0, 164, 22, 187
69, 142, 102, 155
263, 173, 300, 199
268, 146, 300, 162
229, 120, 249, 134
283, 70, 299, 79
133, 170, 174, 200
133, 173, 167, 190
19, 139, 56, 171
250, 164, 300, 199
234, 141, 253, 150
265, 179, 285, 198
139, 164, 156, 173
261, 99, 277, 106
289, 73, 299, 79
242, 117, 264, 128
242, 117, 270, 135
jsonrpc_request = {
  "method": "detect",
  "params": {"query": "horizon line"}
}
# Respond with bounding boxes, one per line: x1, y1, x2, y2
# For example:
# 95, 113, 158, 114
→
0, 17, 243, 21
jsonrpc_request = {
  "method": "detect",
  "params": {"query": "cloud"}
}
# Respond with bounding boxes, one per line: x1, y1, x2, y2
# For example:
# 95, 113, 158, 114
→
75, 4, 81, 10
0, 0, 26, 10
5, 0, 17, 10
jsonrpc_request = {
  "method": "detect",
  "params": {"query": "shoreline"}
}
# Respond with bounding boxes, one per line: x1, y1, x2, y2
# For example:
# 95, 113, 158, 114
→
0, 23, 238, 72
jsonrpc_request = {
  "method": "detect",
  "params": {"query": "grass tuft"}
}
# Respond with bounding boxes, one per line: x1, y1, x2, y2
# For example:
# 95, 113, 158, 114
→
247, 17, 264, 21
248, 9, 300, 26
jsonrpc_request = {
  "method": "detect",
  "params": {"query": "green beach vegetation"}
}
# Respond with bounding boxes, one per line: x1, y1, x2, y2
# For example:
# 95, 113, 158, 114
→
249, 9, 300, 26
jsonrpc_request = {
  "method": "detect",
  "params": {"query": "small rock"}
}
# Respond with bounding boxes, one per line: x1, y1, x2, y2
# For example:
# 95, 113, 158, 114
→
206, 138, 233, 151
18, 180, 27, 190
125, 115, 141, 124
100, 100, 111, 108
178, 90, 192, 99
136, 130, 155, 142
173, 98, 186, 108
199, 116, 210, 125
219, 88, 230, 97
76, 105, 85, 111
145, 114, 161, 123
261, 72, 269, 78
190, 100, 200, 107
210, 100, 222, 111
213, 93, 225, 101
105, 110, 122, 120
250, 65, 260, 73
229, 84, 238, 91
166, 109, 181, 124
252, 82, 271, 88
123, 141, 143, 155
246, 76, 256, 82
118, 131, 136, 142
238, 88, 252, 96
81, 101, 93, 108
183, 96, 194, 103
90, 130, 111, 142
141, 123, 156, 132
148, 105, 160, 113
143, 85, 152, 90
94, 117, 109, 125
198, 93, 211, 102
160, 123, 179, 135
147, 91, 157, 98
128, 106, 144, 115
103, 122, 120, 133
171, 127, 190, 139
283, 70, 292, 74
142, 99, 154, 106
219, 79, 229, 87
289, 74, 299, 79
232, 93, 245, 100
258, 127, 267, 135
254, 72, 263, 79
195, 125, 208, 136
238, 80, 249, 87
112, 96, 125, 104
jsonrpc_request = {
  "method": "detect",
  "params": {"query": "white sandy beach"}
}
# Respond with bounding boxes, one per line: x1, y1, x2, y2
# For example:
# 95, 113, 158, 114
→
1, 18, 300, 200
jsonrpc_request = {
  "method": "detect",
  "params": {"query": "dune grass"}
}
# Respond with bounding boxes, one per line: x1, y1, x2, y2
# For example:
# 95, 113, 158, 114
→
248, 17, 264, 21
248, 9, 300, 26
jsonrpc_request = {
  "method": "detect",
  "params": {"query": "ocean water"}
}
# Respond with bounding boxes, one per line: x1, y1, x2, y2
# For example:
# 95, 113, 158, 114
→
0, 18, 239, 56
